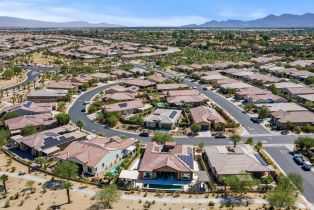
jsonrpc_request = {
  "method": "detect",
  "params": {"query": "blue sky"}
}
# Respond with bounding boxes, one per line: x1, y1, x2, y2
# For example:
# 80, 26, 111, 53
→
0, 0, 313, 26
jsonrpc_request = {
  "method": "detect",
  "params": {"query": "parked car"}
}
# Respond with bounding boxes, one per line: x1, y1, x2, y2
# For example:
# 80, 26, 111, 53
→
251, 117, 262, 124
215, 132, 226, 138
281, 130, 289, 135
139, 132, 149, 137
83, 101, 90, 105
81, 108, 86, 113
302, 161, 312, 171
203, 87, 208, 91
293, 153, 305, 165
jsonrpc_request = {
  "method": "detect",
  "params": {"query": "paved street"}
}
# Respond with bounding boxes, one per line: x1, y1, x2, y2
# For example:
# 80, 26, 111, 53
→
68, 82, 313, 146
0, 70, 39, 92
156, 69, 269, 135
265, 146, 314, 206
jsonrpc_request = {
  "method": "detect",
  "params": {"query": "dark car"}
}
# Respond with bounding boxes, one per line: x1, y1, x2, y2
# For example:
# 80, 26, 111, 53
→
250, 117, 262, 124
281, 130, 289, 135
302, 161, 312, 171
293, 153, 304, 165
203, 87, 208, 91
139, 132, 149, 137
215, 132, 226, 138
81, 108, 86, 113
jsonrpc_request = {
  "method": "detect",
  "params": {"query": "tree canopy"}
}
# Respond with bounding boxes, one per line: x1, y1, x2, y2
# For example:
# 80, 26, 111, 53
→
152, 132, 173, 144
53, 161, 78, 180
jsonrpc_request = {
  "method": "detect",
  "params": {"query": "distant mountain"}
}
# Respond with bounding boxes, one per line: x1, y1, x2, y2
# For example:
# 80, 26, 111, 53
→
0, 16, 123, 28
183, 13, 314, 28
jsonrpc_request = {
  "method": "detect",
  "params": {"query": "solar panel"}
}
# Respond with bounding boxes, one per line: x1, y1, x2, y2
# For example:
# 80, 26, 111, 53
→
118, 103, 128, 108
254, 154, 268, 166
178, 154, 194, 169
187, 147, 193, 155
169, 111, 177, 119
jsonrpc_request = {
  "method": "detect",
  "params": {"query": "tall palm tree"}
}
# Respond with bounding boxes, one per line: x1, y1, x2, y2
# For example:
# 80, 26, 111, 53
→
63, 181, 73, 204
0, 174, 8, 193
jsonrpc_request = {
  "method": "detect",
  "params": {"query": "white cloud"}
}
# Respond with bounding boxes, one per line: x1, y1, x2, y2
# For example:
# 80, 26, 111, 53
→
218, 7, 268, 20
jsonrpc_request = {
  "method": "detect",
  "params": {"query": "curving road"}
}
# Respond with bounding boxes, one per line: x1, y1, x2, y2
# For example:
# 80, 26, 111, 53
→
0, 70, 39, 92
67, 81, 311, 146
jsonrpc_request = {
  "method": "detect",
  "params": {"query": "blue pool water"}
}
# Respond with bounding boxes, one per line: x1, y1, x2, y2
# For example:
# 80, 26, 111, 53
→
143, 184, 183, 191
108, 162, 122, 174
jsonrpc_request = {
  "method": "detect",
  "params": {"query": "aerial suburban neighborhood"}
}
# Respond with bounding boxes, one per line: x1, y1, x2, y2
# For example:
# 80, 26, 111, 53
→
0, 1, 314, 210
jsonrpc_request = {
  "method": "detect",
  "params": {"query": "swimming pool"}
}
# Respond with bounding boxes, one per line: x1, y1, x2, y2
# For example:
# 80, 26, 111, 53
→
143, 184, 183, 191
108, 162, 122, 174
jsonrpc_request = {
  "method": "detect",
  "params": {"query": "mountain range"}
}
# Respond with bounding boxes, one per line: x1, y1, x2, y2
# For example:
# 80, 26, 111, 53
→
0, 16, 123, 28
0, 13, 314, 28
183, 13, 314, 28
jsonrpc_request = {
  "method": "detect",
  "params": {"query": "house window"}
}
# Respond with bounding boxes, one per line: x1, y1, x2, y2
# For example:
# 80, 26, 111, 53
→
87, 167, 93, 173
143, 172, 152, 179
181, 173, 191, 180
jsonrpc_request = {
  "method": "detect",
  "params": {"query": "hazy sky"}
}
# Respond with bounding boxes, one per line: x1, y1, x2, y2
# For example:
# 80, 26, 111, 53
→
0, 0, 313, 26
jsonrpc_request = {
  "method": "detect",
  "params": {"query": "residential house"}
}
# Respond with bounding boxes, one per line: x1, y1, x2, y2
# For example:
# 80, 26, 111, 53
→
244, 93, 287, 104
4, 114, 57, 134
111, 69, 133, 78
102, 99, 144, 115
273, 82, 306, 94
56, 136, 134, 175
102, 93, 136, 102
203, 145, 273, 181
47, 81, 77, 90
190, 106, 225, 130
144, 109, 182, 129
284, 87, 314, 99
157, 84, 189, 92
256, 103, 308, 113
122, 79, 155, 89
271, 110, 314, 129
105, 85, 139, 94
9, 125, 86, 156
297, 94, 314, 104
0, 101, 52, 116
235, 87, 269, 100
138, 142, 194, 181
27, 89, 67, 103
148, 74, 166, 83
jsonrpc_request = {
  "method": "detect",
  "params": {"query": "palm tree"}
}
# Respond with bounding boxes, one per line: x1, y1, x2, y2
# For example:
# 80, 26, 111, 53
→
230, 134, 241, 148
255, 142, 263, 152
76, 120, 85, 131
0, 174, 8, 193
27, 160, 33, 174
63, 181, 73, 204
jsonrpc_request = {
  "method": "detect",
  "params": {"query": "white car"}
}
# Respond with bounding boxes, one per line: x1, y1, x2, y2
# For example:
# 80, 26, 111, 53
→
83, 101, 90, 105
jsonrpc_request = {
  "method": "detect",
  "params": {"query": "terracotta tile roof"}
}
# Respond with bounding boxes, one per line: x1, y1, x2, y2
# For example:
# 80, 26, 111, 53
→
204, 145, 273, 176
4, 113, 56, 131
139, 142, 193, 173
167, 95, 206, 104
167, 89, 199, 97
122, 79, 155, 87
102, 99, 144, 112
47, 81, 77, 90
190, 105, 225, 125
1, 101, 52, 115
57, 141, 108, 168
157, 83, 188, 91
102, 93, 136, 101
